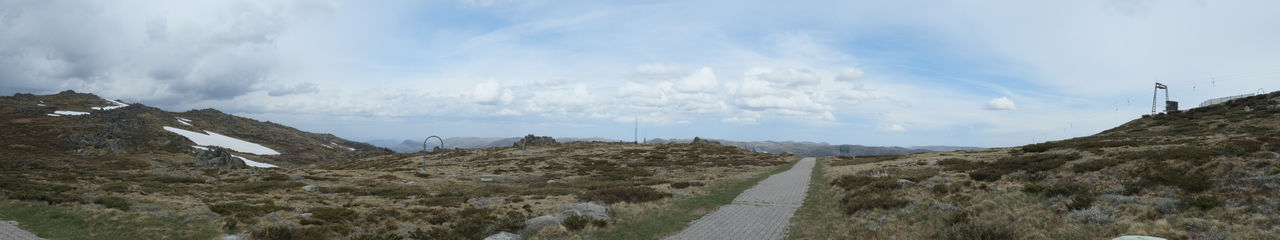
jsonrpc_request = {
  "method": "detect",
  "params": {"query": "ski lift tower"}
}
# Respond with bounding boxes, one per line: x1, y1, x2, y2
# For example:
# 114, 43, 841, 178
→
1152, 83, 1175, 115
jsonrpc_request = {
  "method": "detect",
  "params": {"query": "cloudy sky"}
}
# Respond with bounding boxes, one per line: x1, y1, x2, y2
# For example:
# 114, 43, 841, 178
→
3, 0, 1279, 147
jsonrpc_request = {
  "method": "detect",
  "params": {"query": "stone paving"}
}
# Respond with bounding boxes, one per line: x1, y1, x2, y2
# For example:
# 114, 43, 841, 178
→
0, 221, 45, 240
664, 157, 816, 240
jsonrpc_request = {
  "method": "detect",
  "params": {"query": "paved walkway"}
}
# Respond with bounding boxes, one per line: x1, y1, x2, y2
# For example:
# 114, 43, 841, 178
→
664, 157, 816, 240
0, 221, 44, 240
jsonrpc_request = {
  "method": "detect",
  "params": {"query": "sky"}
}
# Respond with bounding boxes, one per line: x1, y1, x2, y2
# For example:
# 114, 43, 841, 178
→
3, 0, 1280, 147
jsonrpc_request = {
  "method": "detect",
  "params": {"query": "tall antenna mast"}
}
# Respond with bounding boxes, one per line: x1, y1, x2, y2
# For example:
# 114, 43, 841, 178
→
634, 117, 638, 144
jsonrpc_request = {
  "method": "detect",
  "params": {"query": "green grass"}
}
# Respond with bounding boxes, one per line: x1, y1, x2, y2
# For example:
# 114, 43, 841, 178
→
581, 156, 801, 239
787, 157, 844, 239
0, 200, 221, 240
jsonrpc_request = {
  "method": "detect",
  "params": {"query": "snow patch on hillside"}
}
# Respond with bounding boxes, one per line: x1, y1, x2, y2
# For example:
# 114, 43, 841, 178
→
52, 110, 89, 116
91, 99, 129, 111
232, 154, 279, 168
176, 117, 193, 126
164, 126, 281, 155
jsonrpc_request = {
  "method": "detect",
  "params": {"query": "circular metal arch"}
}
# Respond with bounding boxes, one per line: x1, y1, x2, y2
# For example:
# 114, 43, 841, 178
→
423, 136, 444, 173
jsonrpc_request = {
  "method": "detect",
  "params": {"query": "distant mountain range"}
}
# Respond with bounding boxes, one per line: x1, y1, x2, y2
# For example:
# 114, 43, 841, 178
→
368, 136, 984, 156
367, 136, 623, 153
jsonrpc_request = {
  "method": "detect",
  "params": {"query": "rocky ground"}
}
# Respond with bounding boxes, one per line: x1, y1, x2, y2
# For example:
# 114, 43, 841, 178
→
788, 91, 1280, 239
1, 140, 786, 239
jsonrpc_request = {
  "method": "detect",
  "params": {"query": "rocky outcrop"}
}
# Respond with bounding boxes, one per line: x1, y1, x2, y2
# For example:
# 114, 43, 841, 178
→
192, 147, 246, 169
554, 202, 610, 221
691, 137, 721, 146
513, 134, 556, 147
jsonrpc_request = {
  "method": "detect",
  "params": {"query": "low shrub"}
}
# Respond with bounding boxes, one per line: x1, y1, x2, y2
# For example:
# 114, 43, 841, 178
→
944, 221, 1016, 240
1071, 158, 1121, 173
831, 175, 900, 191
94, 196, 131, 210
937, 158, 984, 171
670, 181, 704, 189
1183, 195, 1220, 210
562, 215, 591, 231
351, 232, 402, 240
579, 187, 671, 204
968, 153, 1080, 182
218, 181, 304, 193
841, 193, 909, 214
828, 155, 903, 166
1133, 165, 1214, 193
1068, 207, 1115, 225
897, 168, 939, 182
208, 202, 289, 218
308, 207, 358, 223
968, 168, 1006, 182
252, 226, 328, 240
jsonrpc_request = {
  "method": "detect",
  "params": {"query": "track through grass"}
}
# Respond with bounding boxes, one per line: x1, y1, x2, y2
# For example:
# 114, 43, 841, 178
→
579, 156, 802, 239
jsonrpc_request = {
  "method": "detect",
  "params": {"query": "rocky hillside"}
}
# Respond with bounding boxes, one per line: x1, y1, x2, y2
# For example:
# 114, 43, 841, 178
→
789, 90, 1280, 239
0, 91, 390, 170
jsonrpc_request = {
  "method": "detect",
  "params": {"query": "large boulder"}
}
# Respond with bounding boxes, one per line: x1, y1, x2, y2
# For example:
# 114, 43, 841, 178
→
193, 147, 246, 169
484, 232, 521, 240
554, 202, 610, 221
523, 215, 559, 233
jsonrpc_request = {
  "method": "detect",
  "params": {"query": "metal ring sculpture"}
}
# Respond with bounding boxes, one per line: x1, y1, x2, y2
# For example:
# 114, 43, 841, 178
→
424, 136, 444, 173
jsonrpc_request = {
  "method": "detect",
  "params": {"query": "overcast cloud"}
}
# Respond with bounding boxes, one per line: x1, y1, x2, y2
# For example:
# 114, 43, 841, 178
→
3, 0, 1279, 147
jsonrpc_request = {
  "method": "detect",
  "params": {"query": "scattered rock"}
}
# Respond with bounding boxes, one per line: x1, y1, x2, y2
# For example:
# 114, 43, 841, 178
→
1112, 236, 1167, 240
222, 235, 248, 240
299, 213, 313, 219
192, 147, 246, 169
554, 202, 609, 221
469, 197, 507, 208
484, 232, 522, 240
477, 175, 513, 183
302, 185, 320, 193
523, 215, 559, 233
513, 134, 557, 147
546, 179, 558, 184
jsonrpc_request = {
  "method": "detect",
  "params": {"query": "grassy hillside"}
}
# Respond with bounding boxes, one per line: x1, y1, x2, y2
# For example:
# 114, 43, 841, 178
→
0, 91, 390, 170
788, 91, 1280, 239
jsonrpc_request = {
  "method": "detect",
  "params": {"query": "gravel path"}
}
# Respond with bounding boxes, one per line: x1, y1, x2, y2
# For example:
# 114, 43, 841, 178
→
664, 157, 816, 240
0, 221, 44, 240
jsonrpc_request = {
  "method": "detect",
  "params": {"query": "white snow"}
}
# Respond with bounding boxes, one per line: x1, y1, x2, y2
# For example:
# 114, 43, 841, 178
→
46, 113, 59, 117
37, 103, 46, 107
324, 141, 354, 151
53, 110, 89, 116
231, 154, 279, 168
191, 146, 209, 151
176, 117, 193, 126
91, 99, 129, 111
163, 126, 281, 155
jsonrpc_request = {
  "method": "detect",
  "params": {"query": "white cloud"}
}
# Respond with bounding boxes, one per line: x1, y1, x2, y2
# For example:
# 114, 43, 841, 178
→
746, 68, 821, 87
835, 67, 865, 82
630, 63, 688, 80
267, 82, 319, 96
985, 97, 1017, 111
673, 67, 720, 93
722, 116, 758, 125
471, 80, 513, 105
494, 108, 522, 116
887, 124, 907, 132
